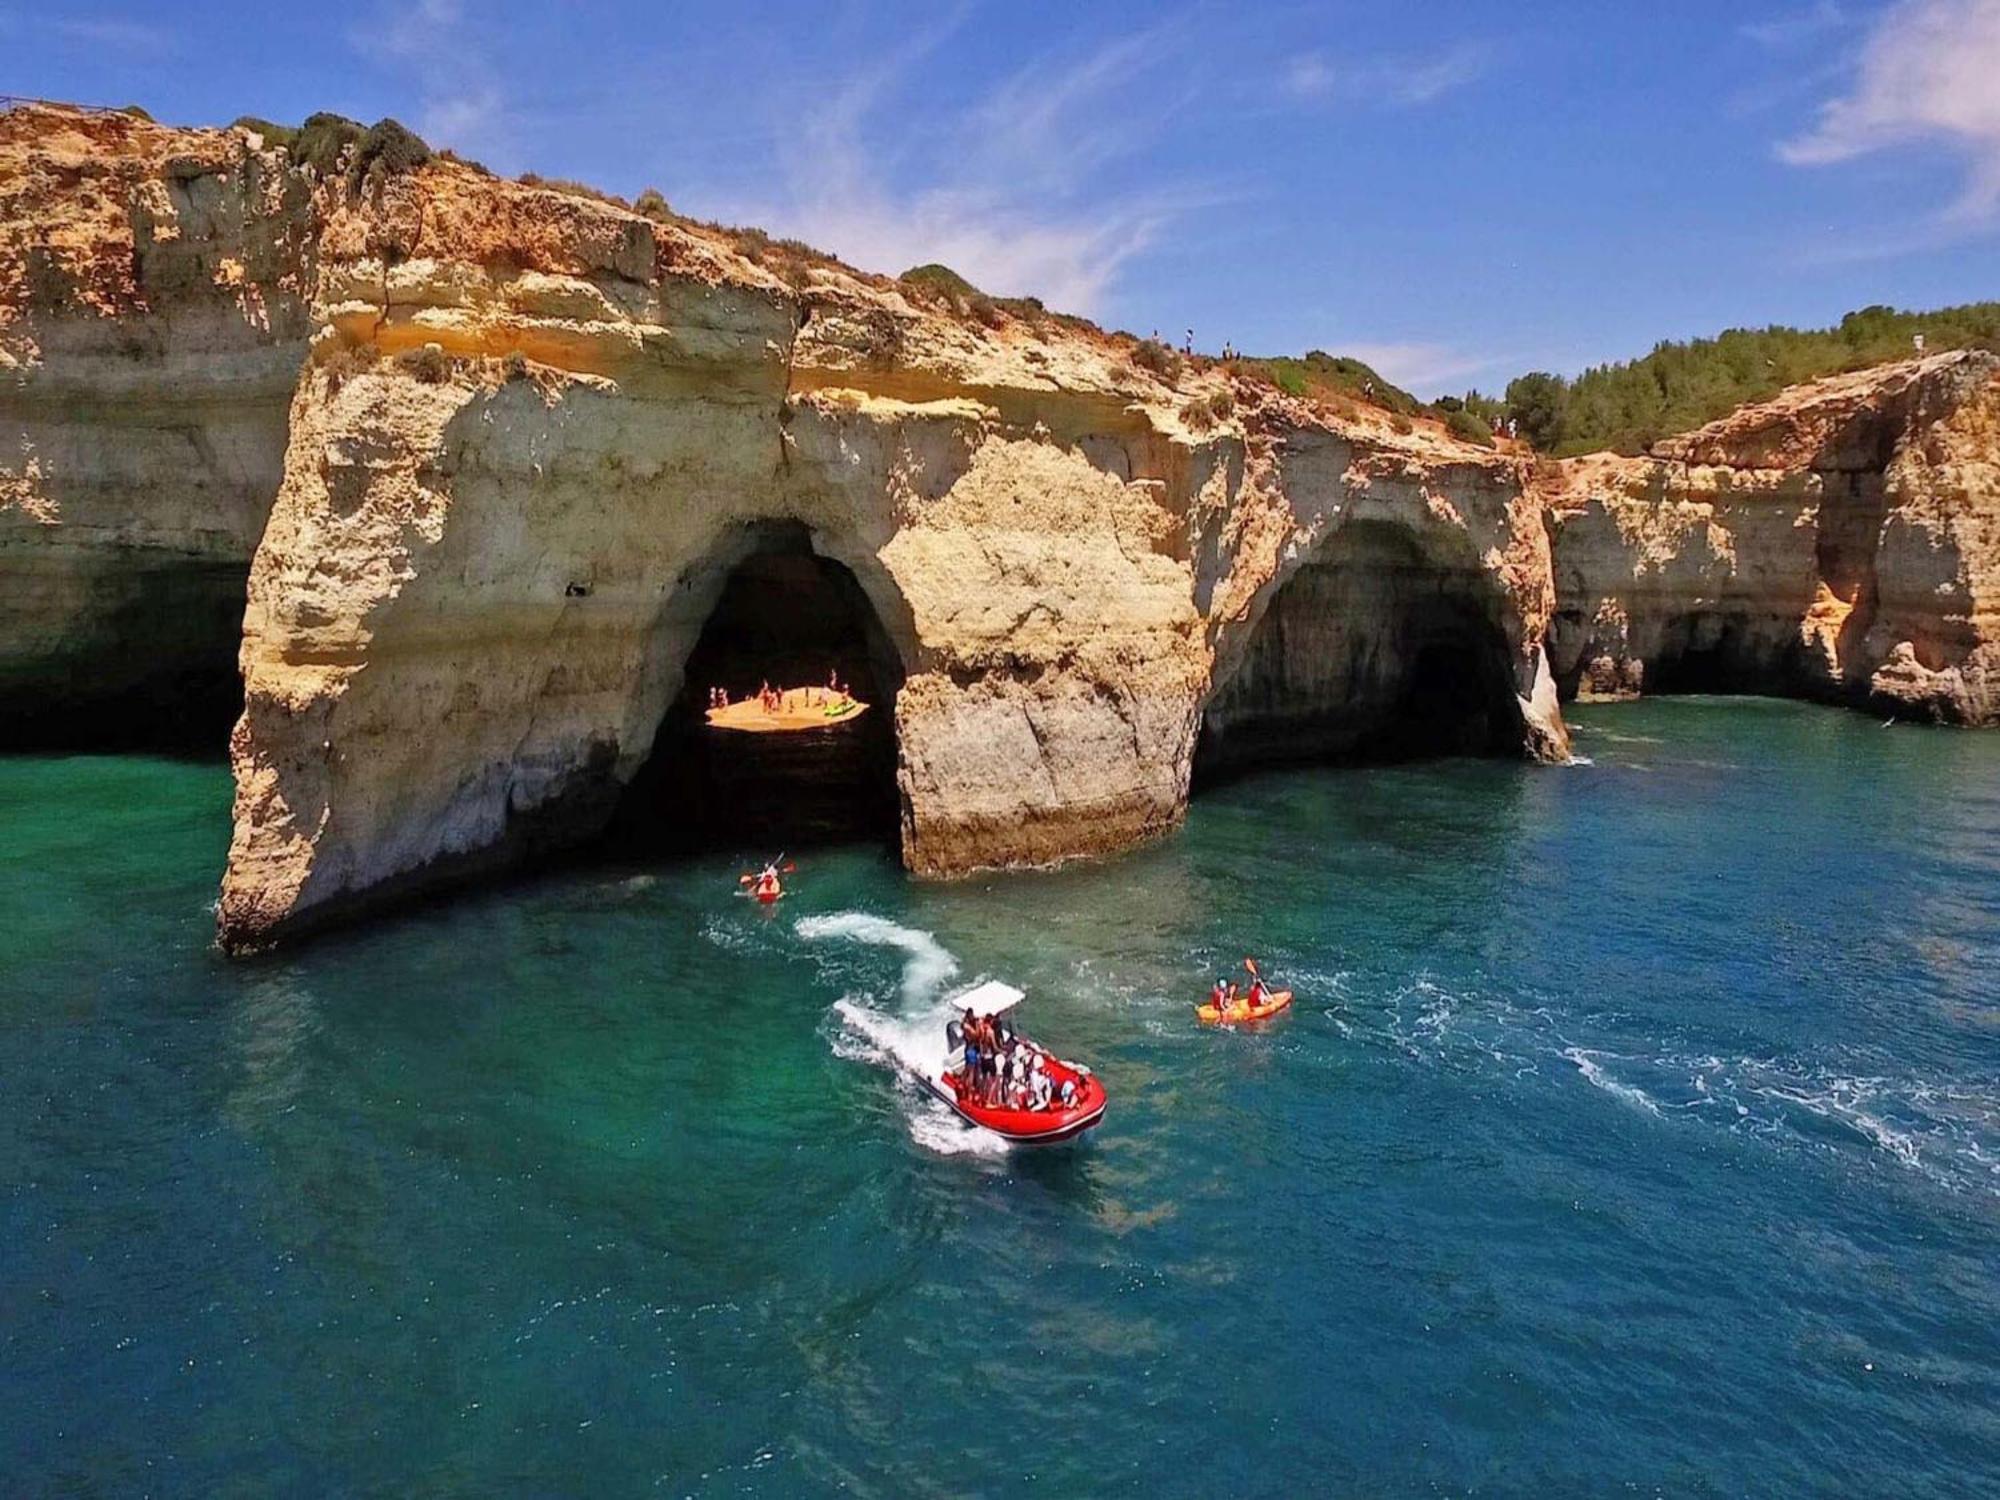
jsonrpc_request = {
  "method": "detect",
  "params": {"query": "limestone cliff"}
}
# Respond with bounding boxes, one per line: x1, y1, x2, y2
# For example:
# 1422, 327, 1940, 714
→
11, 100, 1991, 955
204, 125, 1567, 946
1542, 352, 1999, 725
1, 106, 311, 744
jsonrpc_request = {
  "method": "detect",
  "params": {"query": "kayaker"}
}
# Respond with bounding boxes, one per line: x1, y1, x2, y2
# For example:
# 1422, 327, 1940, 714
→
1246, 976, 1268, 1009
1209, 979, 1227, 1012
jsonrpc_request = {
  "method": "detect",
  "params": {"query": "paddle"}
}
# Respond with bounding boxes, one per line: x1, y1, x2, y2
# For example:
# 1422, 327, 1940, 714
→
1243, 956, 1265, 1009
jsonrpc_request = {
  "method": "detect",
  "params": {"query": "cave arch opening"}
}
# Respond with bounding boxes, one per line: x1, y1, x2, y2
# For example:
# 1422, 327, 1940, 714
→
1193, 519, 1525, 788
1641, 611, 1804, 696
601, 522, 909, 857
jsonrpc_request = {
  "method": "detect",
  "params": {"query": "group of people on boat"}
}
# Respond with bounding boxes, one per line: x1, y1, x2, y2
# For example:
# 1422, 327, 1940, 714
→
946, 1008, 1082, 1112
1209, 975, 1274, 1011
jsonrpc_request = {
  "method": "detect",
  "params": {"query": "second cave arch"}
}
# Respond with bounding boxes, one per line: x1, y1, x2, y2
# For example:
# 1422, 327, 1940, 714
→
1194, 518, 1527, 786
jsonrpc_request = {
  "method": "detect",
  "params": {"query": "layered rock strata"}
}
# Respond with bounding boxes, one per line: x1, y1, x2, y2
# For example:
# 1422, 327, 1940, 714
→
5, 101, 1992, 955
1, 106, 311, 744
208, 147, 1567, 945
1542, 352, 1999, 725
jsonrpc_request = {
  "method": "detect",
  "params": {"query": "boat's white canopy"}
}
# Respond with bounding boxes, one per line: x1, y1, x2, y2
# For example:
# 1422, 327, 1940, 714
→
952, 979, 1025, 1015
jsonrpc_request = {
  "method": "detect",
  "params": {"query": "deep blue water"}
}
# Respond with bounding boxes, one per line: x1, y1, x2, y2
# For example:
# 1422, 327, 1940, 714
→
3, 699, 1997, 1496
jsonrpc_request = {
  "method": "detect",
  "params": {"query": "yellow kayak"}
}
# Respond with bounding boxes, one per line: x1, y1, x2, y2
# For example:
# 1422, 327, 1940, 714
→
1196, 989, 1293, 1025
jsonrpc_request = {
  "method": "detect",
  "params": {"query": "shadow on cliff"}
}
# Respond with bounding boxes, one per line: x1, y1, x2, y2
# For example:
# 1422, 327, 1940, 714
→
1193, 519, 1526, 790
0, 556, 250, 756
598, 522, 909, 858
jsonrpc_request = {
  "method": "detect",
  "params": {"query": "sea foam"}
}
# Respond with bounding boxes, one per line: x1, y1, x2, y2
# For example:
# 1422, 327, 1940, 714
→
800, 911, 1011, 1156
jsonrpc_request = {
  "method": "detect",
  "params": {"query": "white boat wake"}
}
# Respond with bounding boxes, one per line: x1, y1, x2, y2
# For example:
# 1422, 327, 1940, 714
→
798, 911, 1012, 1156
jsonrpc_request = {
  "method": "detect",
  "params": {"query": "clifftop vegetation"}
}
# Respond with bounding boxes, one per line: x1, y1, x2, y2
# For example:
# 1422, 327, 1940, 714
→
210, 114, 1997, 457
1488, 303, 2000, 456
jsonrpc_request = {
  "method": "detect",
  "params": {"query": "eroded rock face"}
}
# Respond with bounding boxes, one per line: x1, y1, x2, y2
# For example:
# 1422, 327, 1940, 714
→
1542, 352, 2000, 725
1, 106, 312, 745
187, 117, 1571, 946
16, 101, 1989, 954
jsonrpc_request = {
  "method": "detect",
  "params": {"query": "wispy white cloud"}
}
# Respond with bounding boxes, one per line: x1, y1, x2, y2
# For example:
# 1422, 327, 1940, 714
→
1779, 0, 2000, 221
55, 16, 173, 50
1741, 1, 1853, 50
365, 0, 509, 162
1282, 40, 1494, 108
734, 18, 1222, 314
0, 10, 176, 53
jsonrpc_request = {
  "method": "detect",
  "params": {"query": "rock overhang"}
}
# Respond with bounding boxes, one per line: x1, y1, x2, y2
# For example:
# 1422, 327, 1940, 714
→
9, 99, 1988, 952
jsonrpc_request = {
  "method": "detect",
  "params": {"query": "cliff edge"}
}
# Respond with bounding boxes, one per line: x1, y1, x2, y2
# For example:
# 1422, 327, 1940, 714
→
1543, 351, 1999, 724
5, 100, 1993, 953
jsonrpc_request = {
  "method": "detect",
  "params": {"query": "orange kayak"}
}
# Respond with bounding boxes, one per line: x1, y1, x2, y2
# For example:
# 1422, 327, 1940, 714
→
1196, 989, 1293, 1025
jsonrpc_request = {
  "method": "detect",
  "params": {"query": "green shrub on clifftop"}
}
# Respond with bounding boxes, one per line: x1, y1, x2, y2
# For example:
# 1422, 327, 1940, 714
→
899, 263, 982, 303
1133, 339, 1183, 380
286, 113, 431, 182
353, 119, 431, 179
1443, 406, 1494, 447
1499, 301, 2000, 454
293, 112, 365, 173
231, 115, 298, 148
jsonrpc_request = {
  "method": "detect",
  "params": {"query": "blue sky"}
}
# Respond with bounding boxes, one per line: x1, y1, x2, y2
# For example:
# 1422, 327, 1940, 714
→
9, 0, 1998, 394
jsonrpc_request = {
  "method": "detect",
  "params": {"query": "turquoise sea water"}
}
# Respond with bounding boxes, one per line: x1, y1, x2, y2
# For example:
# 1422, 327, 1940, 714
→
3, 699, 1997, 1496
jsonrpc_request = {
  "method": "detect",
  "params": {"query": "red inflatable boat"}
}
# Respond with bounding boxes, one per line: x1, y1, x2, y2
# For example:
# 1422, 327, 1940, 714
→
922, 981, 1107, 1145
